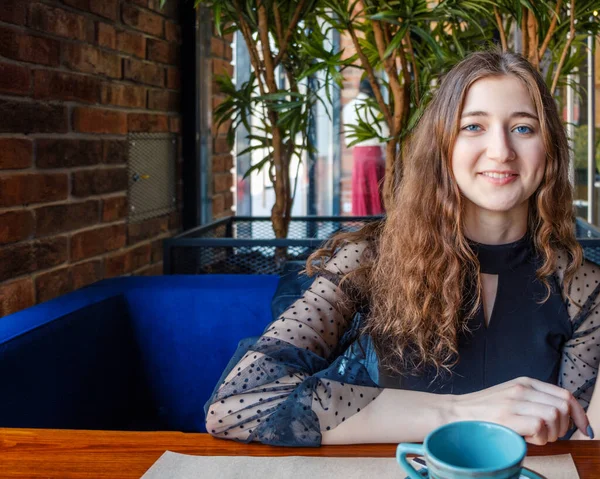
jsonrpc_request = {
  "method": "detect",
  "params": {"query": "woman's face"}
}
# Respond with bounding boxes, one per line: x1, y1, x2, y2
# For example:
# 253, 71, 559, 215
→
451, 75, 546, 221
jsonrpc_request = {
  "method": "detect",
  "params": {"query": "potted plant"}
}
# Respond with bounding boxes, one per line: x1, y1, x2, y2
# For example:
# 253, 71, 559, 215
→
161, 1, 600, 275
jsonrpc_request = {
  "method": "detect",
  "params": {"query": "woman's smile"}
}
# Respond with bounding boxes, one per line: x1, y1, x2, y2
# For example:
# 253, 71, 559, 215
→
478, 170, 519, 185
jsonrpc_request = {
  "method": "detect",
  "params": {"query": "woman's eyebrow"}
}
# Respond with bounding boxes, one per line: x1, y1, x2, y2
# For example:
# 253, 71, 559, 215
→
461, 110, 539, 121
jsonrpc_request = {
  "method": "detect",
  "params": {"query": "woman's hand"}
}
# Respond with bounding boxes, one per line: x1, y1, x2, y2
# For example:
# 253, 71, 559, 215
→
449, 377, 591, 445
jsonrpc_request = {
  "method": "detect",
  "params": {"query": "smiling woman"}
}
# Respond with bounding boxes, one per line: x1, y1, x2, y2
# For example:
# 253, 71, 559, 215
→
452, 75, 547, 244
205, 50, 600, 448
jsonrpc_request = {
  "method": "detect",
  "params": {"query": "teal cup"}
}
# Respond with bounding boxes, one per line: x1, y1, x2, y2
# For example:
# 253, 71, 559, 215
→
396, 421, 542, 479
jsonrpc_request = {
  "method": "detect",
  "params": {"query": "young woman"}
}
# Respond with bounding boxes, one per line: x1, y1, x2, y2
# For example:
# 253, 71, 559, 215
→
205, 50, 599, 447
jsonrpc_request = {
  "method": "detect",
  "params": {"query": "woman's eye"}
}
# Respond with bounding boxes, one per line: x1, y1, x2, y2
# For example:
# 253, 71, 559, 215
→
514, 125, 533, 134
462, 124, 481, 132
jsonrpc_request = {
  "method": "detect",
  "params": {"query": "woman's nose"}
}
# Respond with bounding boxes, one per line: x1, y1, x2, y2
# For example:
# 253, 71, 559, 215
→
486, 128, 515, 162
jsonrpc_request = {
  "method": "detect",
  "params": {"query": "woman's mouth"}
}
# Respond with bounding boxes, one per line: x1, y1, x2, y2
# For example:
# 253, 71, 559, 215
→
479, 171, 518, 185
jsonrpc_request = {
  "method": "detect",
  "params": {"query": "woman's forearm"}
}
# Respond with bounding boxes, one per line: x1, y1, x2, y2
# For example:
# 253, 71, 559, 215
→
321, 388, 454, 444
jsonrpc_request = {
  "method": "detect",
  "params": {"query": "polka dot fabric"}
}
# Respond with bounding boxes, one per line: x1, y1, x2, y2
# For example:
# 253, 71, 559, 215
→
206, 246, 600, 445
205, 242, 382, 445
556, 257, 600, 415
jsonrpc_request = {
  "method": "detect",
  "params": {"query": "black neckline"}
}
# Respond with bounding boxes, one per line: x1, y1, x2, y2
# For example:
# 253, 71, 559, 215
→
468, 234, 534, 274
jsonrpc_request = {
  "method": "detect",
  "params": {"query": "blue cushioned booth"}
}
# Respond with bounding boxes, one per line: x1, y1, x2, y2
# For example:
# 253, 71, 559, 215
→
0, 275, 280, 433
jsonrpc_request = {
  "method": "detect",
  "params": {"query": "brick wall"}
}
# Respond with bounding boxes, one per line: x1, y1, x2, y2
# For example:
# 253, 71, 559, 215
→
0, 0, 185, 317
210, 28, 234, 219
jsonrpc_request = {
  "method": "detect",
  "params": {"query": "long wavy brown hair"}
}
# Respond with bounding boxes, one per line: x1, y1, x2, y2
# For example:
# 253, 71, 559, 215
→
306, 50, 582, 377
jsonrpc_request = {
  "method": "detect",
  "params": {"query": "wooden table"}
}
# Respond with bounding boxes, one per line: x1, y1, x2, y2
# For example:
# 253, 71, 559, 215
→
1, 428, 599, 478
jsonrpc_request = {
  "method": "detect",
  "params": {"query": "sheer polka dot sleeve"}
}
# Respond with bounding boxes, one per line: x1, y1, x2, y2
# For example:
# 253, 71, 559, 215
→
205, 241, 383, 446
558, 259, 600, 414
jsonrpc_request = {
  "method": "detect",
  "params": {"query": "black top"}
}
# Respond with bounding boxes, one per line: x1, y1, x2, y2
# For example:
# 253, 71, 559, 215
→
206, 237, 599, 446
380, 235, 573, 393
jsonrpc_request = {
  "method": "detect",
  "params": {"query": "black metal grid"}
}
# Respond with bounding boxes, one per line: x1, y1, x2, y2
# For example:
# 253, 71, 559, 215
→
164, 216, 381, 275
163, 216, 600, 275
127, 133, 177, 223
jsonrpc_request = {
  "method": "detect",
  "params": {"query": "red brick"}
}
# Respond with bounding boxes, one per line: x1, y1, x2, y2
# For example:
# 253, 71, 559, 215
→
71, 259, 103, 289
210, 37, 223, 57
121, 4, 163, 37
73, 107, 127, 134
136, 262, 163, 276
212, 118, 231, 137
0, 62, 30, 95
91, 0, 118, 21
128, 113, 169, 132
0, 173, 68, 207
0, 26, 60, 66
36, 237, 68, 270
0, 99, 67, 134
213, 58, 233, 76
63, 43, 121, 78
97, 22, 117, 49
71, 224, 127, 261
212, 155, 225, 173
0, 139, 32, 169
0, 242, 34, 281
165, 21, 181, 43
0, 0, 28, 26
130, 243, 151, 270
224, 154, 234, 170
37, 139, 102, 168
0, 210, 34, 245
36, 267, 72, 303
0, 278, 34, 317
130, 0, 147, 6
35, 200, 100, 236
124, 58, 164, 86
33, 70, 100, 103
116, 30, 146, 58
127, 216, 168, 244
102, 140, 128, 164
72, 168, 128, 197
166, 66, 180, 89
102, 196, 128, 222
223, 44, 232, 62
224, 191, 234, 210
105, 250, 131, 278
0, 237, 67, 282
29, 3, 91, 41
213, 173, 232, 194
169, 116, 180, 133
212, 193, 225, 217
148, 90, 179, 111
100, 83, 146, 108
147, 38, 178, 64
214, 137, 231, 155
62, 0, 89, 10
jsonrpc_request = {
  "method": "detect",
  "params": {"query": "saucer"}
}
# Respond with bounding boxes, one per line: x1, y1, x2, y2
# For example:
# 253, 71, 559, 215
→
403, 468, 543, 479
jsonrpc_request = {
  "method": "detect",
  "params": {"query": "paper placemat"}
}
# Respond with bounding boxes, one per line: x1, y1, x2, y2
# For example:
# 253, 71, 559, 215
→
141, 451, 579, 479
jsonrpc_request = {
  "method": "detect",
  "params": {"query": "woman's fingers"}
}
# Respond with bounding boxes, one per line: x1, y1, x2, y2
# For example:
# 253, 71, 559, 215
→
511, 388, 571, 438
522, 377, 590, 436
504, 415, 549, 445
511, 401, 563, 442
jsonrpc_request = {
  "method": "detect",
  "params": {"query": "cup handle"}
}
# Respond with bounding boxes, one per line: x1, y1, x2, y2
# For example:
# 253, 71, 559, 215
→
520, 467, 544, 479
396, 443, 425, 479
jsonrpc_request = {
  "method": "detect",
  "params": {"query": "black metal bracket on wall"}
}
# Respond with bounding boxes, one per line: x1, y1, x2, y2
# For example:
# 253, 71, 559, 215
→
180, 1, 212, 231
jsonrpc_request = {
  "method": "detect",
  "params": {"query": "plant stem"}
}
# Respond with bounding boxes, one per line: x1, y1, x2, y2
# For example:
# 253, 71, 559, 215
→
539, 0, 563, 59
551, 0, 575, 95
493, 7, 507, 51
